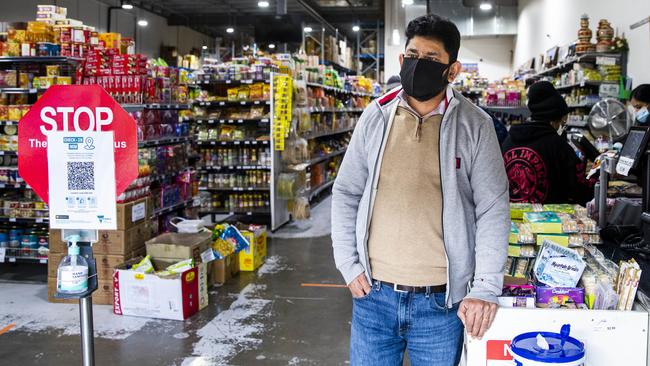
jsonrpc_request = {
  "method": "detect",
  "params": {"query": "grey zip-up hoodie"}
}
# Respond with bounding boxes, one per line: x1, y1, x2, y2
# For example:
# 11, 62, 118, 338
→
331, 88, 510, 307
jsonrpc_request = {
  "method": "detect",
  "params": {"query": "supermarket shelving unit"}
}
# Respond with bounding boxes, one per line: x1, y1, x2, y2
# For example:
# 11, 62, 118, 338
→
355, 22, 384, 82
0, 56, 83, 266
193, 74, 290, 230
300, 82, 369, 204
124, 103, 198, 230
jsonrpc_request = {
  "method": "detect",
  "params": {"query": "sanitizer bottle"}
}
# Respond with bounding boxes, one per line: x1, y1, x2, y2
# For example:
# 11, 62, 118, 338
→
57, 235, 89, 294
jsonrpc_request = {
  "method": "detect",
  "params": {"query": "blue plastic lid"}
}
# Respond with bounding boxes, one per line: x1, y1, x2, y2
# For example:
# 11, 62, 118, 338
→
510, 325, 585, 363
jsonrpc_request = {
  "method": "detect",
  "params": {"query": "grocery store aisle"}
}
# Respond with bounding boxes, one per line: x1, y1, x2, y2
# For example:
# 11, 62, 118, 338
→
0, 201, 353, 365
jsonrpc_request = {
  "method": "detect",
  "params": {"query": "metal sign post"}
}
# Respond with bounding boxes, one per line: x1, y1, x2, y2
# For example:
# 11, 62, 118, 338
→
56, 229, 99, 366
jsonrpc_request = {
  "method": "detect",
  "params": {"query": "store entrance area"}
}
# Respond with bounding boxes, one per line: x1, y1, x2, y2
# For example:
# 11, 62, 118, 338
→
0, 200, 357, 366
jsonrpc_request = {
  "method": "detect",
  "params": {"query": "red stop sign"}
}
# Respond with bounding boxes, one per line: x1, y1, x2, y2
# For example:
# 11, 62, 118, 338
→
18, 85, 138, 204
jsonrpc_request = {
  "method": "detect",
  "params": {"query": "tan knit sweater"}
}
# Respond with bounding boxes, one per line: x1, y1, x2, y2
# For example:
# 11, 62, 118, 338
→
367, 106, 447, 286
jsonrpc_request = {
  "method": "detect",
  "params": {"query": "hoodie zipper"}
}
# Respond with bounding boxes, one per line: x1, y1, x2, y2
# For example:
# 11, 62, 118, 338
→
368, 100, 453, 307
362, 103, 391, 281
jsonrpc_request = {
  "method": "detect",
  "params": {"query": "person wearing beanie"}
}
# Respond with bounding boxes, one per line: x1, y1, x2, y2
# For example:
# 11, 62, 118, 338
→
385, 74, 402, 91
501, 81, 594, 205
630, 84, 650, 124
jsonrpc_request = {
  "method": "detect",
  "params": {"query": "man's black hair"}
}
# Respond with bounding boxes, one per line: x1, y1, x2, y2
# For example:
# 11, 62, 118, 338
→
632, 84, 650, 104
405, 14, 461, 63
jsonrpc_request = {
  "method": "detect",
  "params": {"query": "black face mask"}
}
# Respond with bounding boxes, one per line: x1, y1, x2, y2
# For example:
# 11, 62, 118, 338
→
399, 57, 450, 102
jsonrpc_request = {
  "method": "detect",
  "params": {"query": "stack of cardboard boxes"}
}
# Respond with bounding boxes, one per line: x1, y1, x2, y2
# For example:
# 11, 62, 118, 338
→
47, 197, 152, 304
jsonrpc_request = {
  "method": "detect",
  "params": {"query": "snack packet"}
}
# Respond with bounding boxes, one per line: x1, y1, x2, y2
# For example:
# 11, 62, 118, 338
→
132, 255, 154, 274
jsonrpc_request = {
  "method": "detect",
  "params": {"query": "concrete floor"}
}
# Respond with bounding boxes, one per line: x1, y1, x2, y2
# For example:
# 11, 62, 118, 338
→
0, 234, 354, 365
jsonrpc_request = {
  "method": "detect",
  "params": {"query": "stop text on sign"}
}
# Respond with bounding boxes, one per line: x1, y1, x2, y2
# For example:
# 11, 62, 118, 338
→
30, 106, 128, 149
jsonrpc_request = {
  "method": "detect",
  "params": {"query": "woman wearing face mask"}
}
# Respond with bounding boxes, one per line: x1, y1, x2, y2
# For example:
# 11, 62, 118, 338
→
630, 84, 650, 125
501, 81, 594, 205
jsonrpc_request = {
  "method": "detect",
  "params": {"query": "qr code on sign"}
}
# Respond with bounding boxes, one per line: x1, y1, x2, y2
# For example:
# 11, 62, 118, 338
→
67, 162, 95, 190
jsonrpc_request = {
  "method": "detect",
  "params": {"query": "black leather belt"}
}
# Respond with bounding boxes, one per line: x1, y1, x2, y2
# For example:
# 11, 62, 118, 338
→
379, 281, 446, 294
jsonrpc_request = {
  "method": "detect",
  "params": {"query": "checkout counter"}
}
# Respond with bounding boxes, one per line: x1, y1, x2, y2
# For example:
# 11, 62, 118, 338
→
466, 127, 650, 365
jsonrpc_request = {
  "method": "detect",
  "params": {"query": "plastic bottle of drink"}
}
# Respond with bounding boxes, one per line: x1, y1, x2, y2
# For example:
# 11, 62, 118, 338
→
56, 235, 88, 294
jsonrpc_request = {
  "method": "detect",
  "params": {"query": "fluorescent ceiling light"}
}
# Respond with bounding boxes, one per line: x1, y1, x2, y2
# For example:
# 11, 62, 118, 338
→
121, 1, 133, 10
480, 2, 493, 10
226, 27, 235, 33
268, 44, 276, 49
392, 29, 400, 46
304, 26, 313, 33
202, 45, 208, 50
352, 25, 360, 32
137, 19, 148, 27
258, 1, 270, 7
402, 0, 414, 5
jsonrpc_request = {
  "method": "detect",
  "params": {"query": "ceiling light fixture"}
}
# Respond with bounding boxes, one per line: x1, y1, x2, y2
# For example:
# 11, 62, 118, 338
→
137, 19, 148, 27
304, 26, 313, 33
352, 25, 360, 32
226, 27, 235, 33
401, 0, 414, 6
202, 45, 208, 50
479, 2, 493, 10
121, 1, 134, 10
269, 44, 276, 49
258, 1, 270, 8
392, 29, 401, 46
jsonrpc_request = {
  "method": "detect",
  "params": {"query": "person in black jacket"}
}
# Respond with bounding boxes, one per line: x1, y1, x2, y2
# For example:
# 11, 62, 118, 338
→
501, 81, 593, 205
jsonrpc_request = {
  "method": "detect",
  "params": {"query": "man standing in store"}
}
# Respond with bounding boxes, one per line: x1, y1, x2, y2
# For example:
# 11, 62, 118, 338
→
331, 13, 509, 366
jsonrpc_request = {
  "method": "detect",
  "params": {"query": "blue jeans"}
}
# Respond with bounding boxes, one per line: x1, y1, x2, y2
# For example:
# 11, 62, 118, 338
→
350, 281, 464, 366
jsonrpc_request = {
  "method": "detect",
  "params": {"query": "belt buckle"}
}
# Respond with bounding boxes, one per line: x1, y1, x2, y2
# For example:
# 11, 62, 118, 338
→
393, 283, 409, 293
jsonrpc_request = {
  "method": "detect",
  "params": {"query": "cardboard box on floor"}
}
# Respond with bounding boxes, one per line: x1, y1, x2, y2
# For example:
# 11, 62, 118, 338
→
238, 227, 267, 272
145, 232, 212, 264
116, 197, 152, 230
48, 247, 146, 280
210, 253, 240, 286
47, 277, 114, 305
49, 220, 152, 255
113, 257, 208, 320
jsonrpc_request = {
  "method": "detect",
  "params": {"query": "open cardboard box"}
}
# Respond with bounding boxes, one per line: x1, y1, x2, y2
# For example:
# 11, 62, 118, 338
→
113, 257, 208, 321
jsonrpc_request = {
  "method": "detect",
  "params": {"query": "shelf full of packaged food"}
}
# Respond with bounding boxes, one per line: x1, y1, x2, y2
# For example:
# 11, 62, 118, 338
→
121, 103, 192, 112
305, 82, 376, 98
555, 81, 617, 91
195, 100, 271, 107
0, 88, 45, 94
302, 126, 355, 140
194, 78, 270, 85
0, 182, 30, 189
138, 136, 191, 148
0, 217, 48, 224
198, 165, 271, 172
321, 60, 357, 76
0, 151, 18, 156
308, 149, 347, 166
194, 118, 270, 125
199, 209, 271, 216
197, 139, 271, 147
309, 180, 335, 200
309, 107, 364, 113
0, 250, 48, 264
151, 199, 195, 218
566, 120, 589, 128
479, 105, 531, 116
0, 56, 84, 63
0, 120, 18, 126
198, 186, 270, 192
530, 52, 623, 79
567, 103, 597, 109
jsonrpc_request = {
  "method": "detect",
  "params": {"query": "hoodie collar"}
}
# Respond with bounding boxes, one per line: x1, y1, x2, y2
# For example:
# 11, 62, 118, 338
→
397, 85, 454, 118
